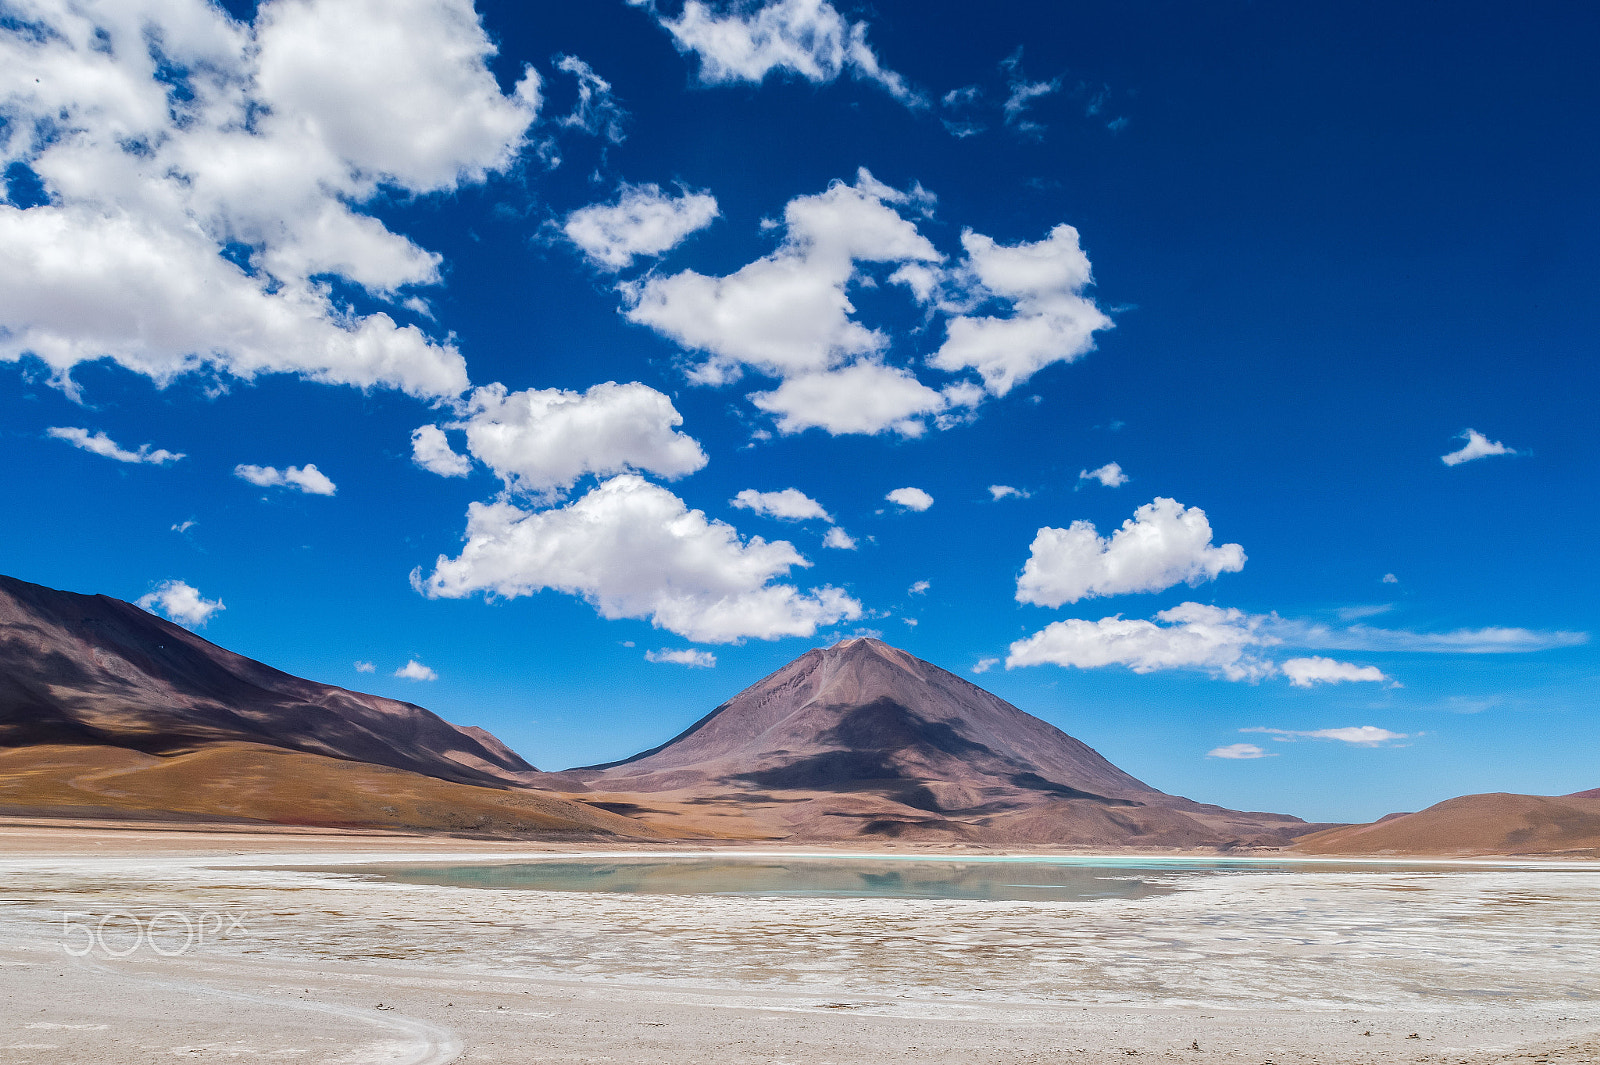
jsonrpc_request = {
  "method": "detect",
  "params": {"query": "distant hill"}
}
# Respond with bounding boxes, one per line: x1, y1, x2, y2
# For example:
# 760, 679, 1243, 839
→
0, 742, 667, 837
0, 574, 542, 788
1294, 791, 1600, 858
574, 637, 1329, 846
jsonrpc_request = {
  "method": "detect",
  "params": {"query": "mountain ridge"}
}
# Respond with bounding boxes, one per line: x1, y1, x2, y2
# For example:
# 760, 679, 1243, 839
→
0, 574, 545, 789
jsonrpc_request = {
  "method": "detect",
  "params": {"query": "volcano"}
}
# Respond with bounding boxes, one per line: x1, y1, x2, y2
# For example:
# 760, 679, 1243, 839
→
574, 637, 1327, 846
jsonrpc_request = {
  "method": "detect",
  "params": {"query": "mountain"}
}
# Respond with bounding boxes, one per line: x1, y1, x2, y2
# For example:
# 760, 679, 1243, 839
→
573, 637, 1328, 846
0, 574, 540, 788
1294, 791, 1600, 858
0, 573, 679, 837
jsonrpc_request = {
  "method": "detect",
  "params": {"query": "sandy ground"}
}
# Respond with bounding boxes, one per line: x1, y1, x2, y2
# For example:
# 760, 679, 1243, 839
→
0, 822, 1597, 1065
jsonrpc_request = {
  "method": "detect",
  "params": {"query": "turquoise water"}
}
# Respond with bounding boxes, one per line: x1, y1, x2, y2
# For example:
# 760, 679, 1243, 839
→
323, 855, 1350, 903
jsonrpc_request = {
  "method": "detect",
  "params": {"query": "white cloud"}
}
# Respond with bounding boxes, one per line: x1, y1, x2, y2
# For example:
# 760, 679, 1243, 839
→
1271, 619, 1586, 654
394, 659, 438, 681
1078, 462, 1127, 488
822, 526, 857, 550
46, 426, 183, 465
444, 381, 708, 498
414, 474, 861, 643
1007, 602, 1279, 681
354, 661, 376, 673
234, 462, 337, 496
908, 580, 930, 595
0, 0, 540, 399
1243, 726, 1408, 746
137, 579, 224, 628
999, 48, 1060, 136
929, 225, 1113, 396
1016, 497, 1245, 607
902, 617, 918, 627
1336, 604, 1394, 622
989, 484, 1030, 500
623, 170, 940, 386
1009, 601, 1585, 680
171, 520, 196, 534
1207, 743, 1273, 760
410, 425, 472, 478
751, 360, 949, 437
619, 170, 1109, 436
1382, 572, 1400, 584
645, 647, 717, 668
886, 487, 934, 511
563, 183, 719, 271
971, 657, 999, 674
1442, 428, 1517, 466
1279, 656, 1392, 687
553, 54, 626, 143
633, 0, 921, 105
730, 488, 831, 522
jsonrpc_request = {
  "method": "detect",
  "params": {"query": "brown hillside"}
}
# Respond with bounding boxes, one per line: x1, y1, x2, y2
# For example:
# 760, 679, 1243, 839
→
0, 574, 548, 788
1294, 792, 1600, 857
0, 743, 678, 838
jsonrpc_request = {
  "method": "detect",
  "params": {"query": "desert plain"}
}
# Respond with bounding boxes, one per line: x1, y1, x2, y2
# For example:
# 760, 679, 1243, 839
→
1, 821, 1596, 1065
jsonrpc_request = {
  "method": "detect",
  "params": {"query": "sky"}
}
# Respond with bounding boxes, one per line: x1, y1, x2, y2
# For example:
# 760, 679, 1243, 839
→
2, 0, 1596, 823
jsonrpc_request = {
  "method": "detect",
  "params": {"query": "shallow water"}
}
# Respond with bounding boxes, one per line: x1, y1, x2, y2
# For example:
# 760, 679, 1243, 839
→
319, 854, 1562, 903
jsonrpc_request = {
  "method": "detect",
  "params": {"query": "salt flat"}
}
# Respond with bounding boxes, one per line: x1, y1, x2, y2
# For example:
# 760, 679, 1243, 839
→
0, 825, 1596, 1064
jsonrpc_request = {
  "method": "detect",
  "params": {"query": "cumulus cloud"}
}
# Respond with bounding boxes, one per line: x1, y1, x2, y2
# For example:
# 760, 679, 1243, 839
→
1016, 498, 1245, 607
413, 474, 860, 643
0, 0, 542, 399
1007, 602, 1279, 681
631, 0, 921, 105
1382, 572, 1400, 584
750, 360, 949, 437
46, 426, 183, 465
234, 463, 337, 496
1207, 743, 1272, 760
989, 484, 1030, 500
410, 425, 472, 478
1009, 601, 1584, 681
394, 659, 438, 681
929, 224, 1113, 396
620, 169, 1109, 435
886, 487, 934, 511
971, 657, 999, 674
731, 488, 831, 522
624, 170, 940, 386
563, 183, 718, 271
908, 580, 930, 595
1243, 726, 1408, 746
1078, 462, 1127, 488
137, 579, 224, 628
645, 647, 717, 667
1442, 428, 1517, 466
353, 661, 376, 673
822, 527, 857, 550
433, 381, 708, 498
1280, 656, 1392, 687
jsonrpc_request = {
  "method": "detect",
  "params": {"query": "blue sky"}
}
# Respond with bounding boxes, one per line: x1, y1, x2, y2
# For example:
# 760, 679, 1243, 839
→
2, 0, 1595, 823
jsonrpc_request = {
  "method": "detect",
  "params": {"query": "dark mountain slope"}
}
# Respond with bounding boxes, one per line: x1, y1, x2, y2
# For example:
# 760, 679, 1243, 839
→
0, 574, 540, 789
